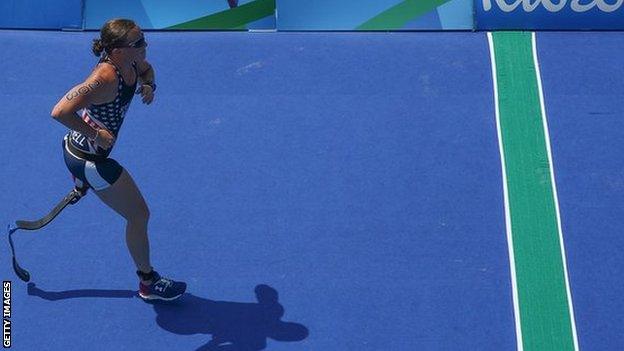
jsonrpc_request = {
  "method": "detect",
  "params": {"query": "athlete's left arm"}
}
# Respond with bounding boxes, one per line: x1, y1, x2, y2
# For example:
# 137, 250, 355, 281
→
136, 59, 155, 105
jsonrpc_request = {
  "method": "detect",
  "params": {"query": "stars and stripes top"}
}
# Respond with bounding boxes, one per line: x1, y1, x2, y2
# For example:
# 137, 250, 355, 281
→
67, 58, 138, 158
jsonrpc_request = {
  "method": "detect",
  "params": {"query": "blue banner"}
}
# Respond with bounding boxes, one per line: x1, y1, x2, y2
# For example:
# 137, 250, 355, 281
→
277, 0, 473, 30
0, 0, 82, 29
475, 0, 624, 30
85, 0, 275, 30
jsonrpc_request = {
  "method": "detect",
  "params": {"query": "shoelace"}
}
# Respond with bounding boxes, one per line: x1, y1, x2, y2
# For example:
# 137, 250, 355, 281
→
155, 278, 173, 291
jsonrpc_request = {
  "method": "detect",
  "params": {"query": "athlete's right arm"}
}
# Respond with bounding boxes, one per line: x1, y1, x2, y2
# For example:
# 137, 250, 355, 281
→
51, 74, 115, 149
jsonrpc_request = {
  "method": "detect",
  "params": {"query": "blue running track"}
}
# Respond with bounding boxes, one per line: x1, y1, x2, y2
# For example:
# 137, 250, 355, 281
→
0, 29, 621, 350
537, 32, 624, 351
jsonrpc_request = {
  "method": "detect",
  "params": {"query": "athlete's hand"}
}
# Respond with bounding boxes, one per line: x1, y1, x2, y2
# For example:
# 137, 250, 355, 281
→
94, 129, 115, 150
137, 84, 154, 105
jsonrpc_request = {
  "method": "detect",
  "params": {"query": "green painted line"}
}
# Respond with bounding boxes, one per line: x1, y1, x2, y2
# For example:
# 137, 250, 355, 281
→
490, 32, 577, 351
357, 0, 451, 30
167, 0, 274, 30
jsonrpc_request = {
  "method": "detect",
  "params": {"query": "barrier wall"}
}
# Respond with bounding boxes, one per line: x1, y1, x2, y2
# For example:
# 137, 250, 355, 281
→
276, 0, 473, 30
85, 0, 275, 30
0, 0, 82, 29
475, 0, 624, 30
1, 0, 623, 30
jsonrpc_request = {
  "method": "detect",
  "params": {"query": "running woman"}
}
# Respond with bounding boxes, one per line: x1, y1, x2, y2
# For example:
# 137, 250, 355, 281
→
51, 18, 186, 301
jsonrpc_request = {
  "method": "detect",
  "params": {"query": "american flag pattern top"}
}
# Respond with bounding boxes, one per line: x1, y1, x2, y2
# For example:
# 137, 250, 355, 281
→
68, 60, 138, 158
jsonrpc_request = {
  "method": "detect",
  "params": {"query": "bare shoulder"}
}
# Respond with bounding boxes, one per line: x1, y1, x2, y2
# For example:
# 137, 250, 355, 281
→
90, 63, 118, 86
79, 64, 118, 102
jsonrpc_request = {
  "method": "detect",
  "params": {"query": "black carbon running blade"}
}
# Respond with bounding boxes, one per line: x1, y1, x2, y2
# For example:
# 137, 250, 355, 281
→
7, 225, 30, 282
14, 189, 82, 231
7, 188, 85, 282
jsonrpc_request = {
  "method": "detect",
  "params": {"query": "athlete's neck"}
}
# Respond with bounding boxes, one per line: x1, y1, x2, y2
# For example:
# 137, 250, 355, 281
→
105, 54, 133, 72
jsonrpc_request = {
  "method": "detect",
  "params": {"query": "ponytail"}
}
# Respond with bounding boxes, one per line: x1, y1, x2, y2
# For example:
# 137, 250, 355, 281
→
92, 38, 105, 57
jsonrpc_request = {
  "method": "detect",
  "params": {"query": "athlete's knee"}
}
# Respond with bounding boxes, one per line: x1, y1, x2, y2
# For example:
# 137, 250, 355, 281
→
121, 198, 149, 224
131, 203, 150, 224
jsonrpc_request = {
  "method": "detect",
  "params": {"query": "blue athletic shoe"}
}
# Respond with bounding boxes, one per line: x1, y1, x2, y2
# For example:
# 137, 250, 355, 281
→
138, 271, 186, 301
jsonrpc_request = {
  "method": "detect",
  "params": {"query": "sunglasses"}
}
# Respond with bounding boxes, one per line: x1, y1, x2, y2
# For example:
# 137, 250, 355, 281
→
126, 35, 147, 49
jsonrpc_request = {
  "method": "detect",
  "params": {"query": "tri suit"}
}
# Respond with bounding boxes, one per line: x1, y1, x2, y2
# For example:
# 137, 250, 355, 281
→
63, 58, 138, 191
